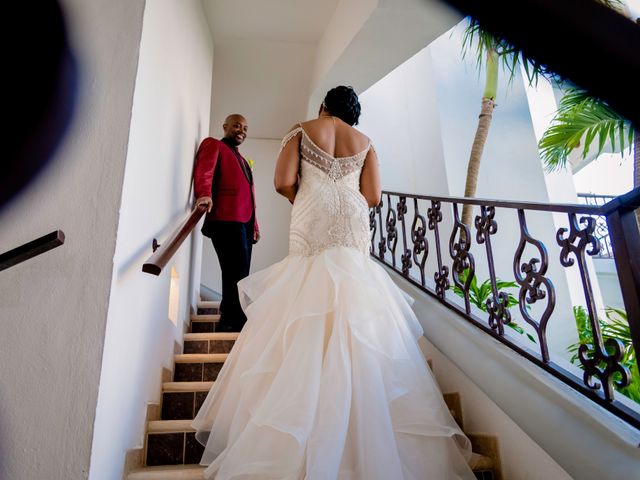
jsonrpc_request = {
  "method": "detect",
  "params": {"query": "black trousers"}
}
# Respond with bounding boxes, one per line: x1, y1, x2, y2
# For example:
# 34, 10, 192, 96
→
206, 220, 254, 331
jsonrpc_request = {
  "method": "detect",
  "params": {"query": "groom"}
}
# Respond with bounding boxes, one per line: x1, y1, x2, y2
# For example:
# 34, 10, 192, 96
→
194, 114, 260, 332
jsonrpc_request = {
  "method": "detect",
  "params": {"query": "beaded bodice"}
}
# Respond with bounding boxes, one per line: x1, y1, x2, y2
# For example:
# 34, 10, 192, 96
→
280, 127, 372, 257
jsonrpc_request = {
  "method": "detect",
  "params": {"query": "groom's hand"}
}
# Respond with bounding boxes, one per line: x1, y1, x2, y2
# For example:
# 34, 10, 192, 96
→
195, 196, 213, 212
253, 230, 261, 243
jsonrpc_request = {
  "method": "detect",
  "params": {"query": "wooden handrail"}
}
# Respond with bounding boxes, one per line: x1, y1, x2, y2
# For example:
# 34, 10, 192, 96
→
142, 206, 207, 276
0, 230, 65, 272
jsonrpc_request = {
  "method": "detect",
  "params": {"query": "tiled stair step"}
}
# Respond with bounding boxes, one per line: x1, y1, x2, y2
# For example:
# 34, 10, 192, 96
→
144, 420, 493, 472
145, 420, 201, 467
197, 300, 220, 315
161, 381, 214, 420
183, 332, 238, 354
190, 314, 220, 333
172, 354, 228, 383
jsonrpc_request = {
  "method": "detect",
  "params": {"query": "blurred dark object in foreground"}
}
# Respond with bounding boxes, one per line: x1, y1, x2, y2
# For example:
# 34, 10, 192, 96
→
3, 2, 78, 212
441, 0, 640, 129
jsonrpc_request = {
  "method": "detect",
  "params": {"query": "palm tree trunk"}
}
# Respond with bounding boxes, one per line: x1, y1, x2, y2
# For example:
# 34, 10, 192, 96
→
461, 48, 498, 229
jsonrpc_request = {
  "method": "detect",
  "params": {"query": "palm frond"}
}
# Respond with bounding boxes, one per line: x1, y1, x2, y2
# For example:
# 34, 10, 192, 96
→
538, 88, 633, 171
460, 18, 551, 86
461, 0, 623, 88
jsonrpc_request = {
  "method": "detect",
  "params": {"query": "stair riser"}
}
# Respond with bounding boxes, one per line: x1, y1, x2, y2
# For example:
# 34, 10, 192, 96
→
190, 322, 218, 333
146, 432, 204, 467
162, 392, 208, 420
184, 339, 235, 354
174, 363, 223, 382
197, 307, 219, 315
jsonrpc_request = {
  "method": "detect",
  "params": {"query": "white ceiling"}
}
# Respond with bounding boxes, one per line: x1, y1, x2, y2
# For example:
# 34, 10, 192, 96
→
202, 0, 461, 139
203, 0, 341, 44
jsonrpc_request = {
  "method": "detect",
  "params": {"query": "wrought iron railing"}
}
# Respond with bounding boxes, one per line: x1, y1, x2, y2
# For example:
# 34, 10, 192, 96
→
370, 188, 640, 429
577, 193, 617, 258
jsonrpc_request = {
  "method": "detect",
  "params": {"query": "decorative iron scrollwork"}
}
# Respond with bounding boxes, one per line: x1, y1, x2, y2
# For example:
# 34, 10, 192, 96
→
411, 198, 428, 286
557, 213, 629, 401
369, 207, 377, 254
367, 190, 640, 428
475, 205, 498, 245
427, 200, 443, 230
558, 214, 601, 266
428, 200, 449, 300
434, 266, 450, 299
513, 209, 555, 362
475, 206, 510, 334
449, 203, 475, 314
385, 194, 398, 267
397, 196, 413, 276
376, 198, 387, 259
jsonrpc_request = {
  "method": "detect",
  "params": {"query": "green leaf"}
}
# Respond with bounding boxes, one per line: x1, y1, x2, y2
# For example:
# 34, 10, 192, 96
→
538, 88, 633, 171
508, 323, 524, 334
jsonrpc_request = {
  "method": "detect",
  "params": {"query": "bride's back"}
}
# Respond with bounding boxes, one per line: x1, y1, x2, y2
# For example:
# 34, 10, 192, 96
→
300, 117, 370, 159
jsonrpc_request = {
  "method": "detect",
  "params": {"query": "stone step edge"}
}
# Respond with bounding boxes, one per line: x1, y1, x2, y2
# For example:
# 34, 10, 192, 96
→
163, 381, 214, 393
184, 332, 238, 341
130, 453, 493, 479
129, 464, 204, 479
190, 314, 220, 322
174, 353, 228, 364
148, 419, 195, 434
197, 300, 220, 308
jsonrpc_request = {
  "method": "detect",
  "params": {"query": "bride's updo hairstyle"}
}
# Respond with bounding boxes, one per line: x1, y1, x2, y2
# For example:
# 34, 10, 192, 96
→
323, 86, 361, 126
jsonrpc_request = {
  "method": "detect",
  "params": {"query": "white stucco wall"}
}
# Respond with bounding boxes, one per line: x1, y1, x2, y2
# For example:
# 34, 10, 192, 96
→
209, 39, 315, 140
0, 1, 145, 479
88, 1, 214, 479
359, 44, 449, 197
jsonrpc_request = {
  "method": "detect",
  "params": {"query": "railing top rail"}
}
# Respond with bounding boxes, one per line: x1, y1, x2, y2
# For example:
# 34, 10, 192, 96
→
577, 192, 617, 199
142, 205, 207, 276
381, 187, 640, 216
0, 230, 65, 272
601, 187, 640, 215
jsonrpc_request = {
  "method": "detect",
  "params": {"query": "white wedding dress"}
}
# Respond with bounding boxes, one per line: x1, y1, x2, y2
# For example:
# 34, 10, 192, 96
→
192, 127, 475, 479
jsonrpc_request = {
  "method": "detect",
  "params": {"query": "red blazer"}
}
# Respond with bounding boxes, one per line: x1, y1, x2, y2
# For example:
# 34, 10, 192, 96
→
193, 137, 259, 233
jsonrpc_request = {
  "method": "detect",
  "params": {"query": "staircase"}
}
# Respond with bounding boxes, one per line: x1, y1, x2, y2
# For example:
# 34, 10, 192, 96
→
127, 301, 502, 479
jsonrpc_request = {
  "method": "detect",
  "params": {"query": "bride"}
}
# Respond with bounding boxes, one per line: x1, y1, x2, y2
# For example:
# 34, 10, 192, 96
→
192, 86, 475, 479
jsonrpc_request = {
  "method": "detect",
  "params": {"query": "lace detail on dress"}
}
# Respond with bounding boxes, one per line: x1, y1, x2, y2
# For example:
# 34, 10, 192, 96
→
286, 128, 372, 257
300, 132, 369, 180
279, 127, 303, 154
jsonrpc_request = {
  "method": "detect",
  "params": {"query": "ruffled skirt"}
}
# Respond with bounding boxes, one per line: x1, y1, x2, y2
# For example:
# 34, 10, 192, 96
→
192, 247, 474, 479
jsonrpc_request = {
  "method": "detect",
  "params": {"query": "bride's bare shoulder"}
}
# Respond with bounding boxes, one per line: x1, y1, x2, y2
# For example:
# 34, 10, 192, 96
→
301, 118, 367, 139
